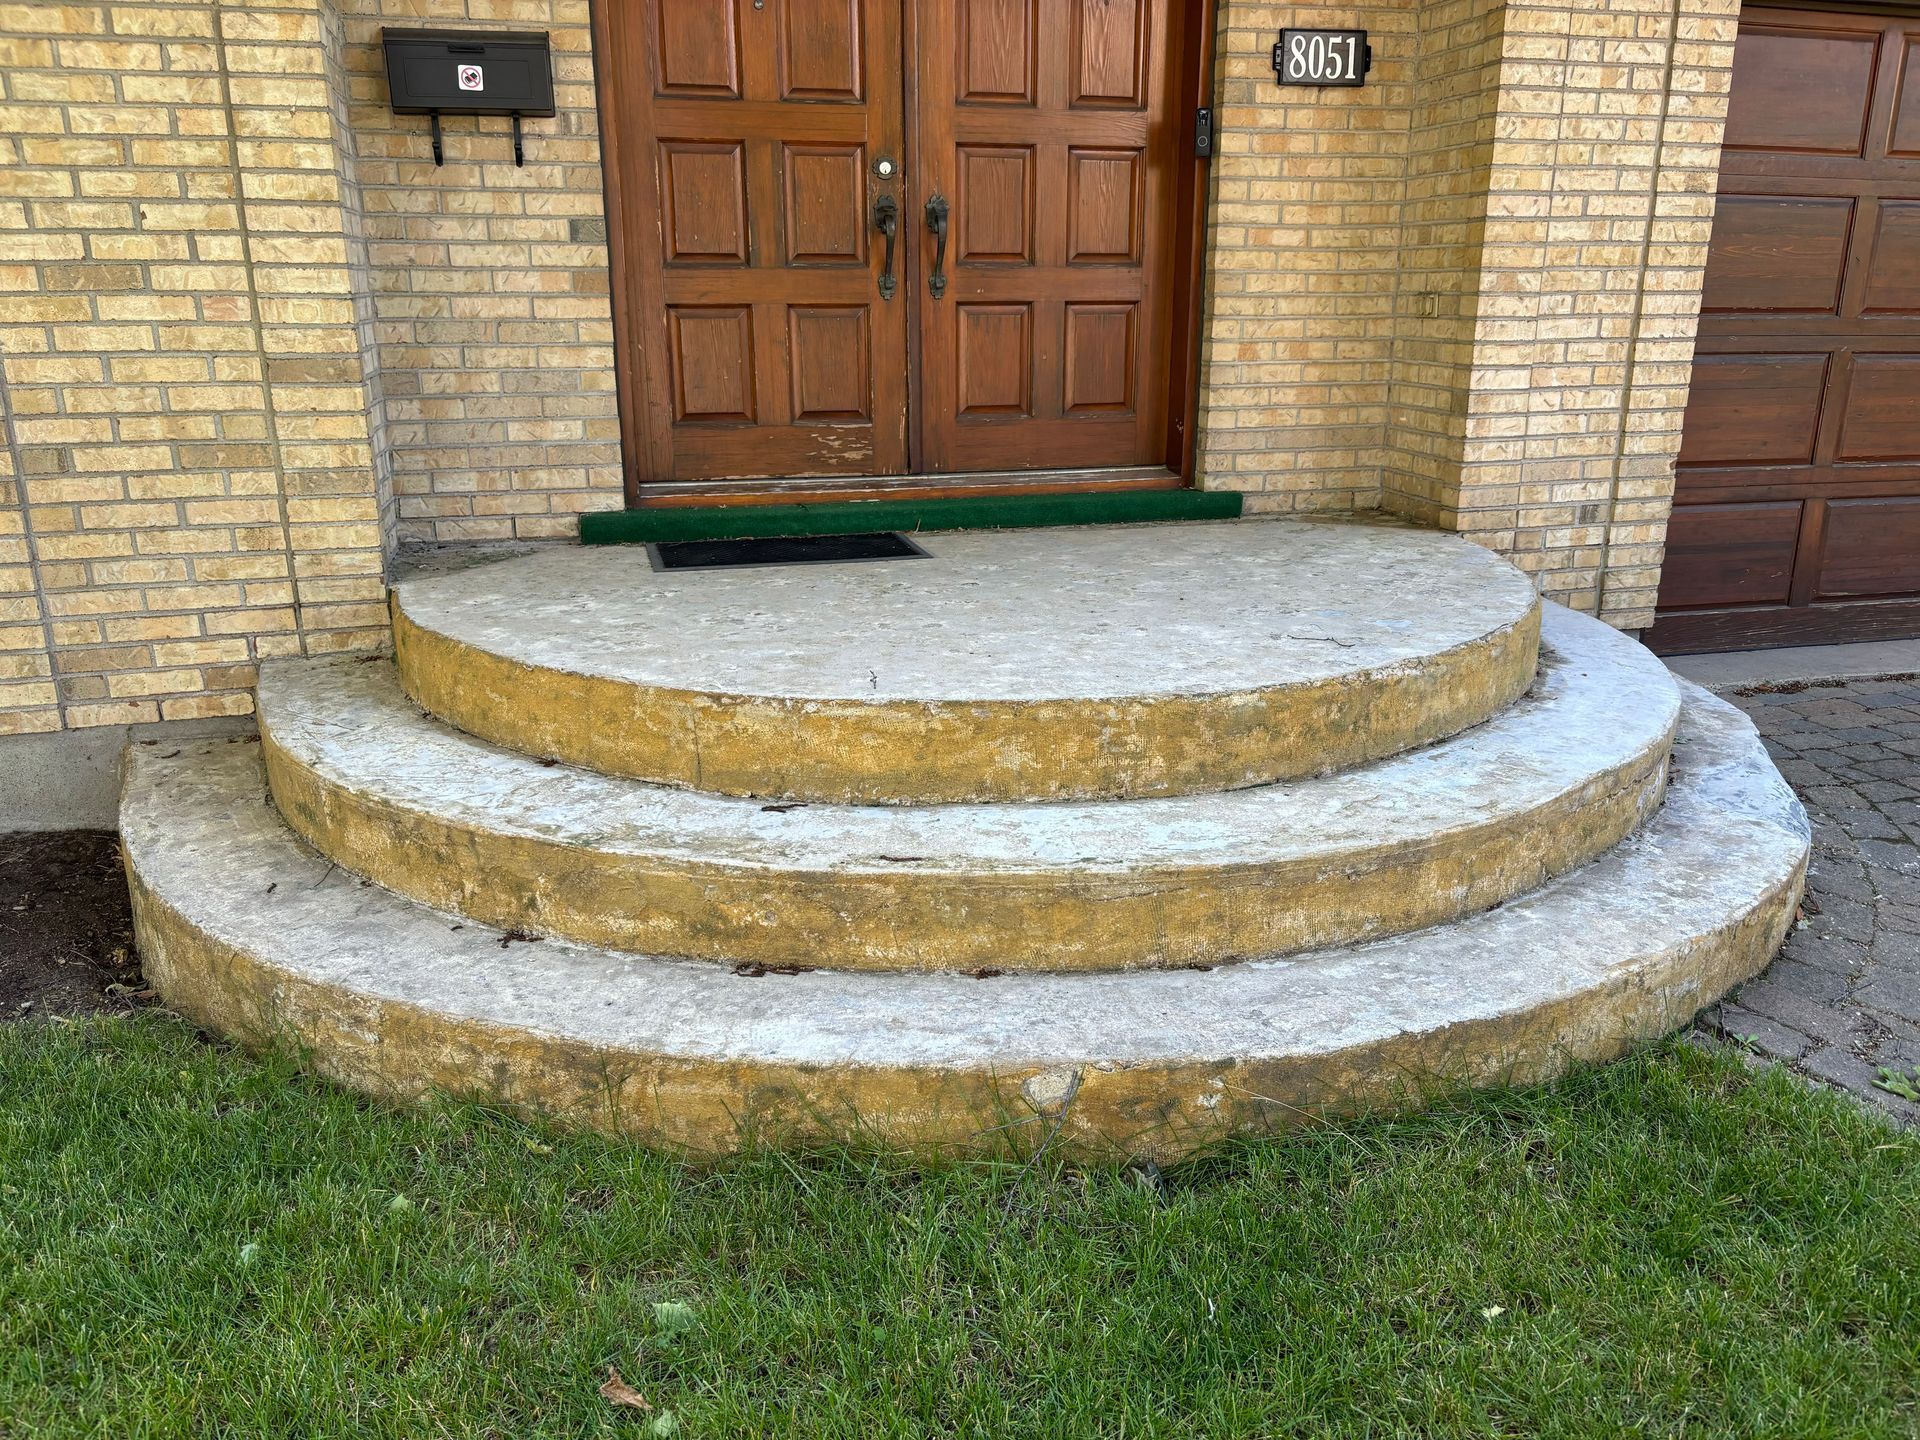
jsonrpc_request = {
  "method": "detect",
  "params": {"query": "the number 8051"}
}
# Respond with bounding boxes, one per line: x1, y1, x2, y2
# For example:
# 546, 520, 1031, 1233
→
1288, 32, 1355, 81
1273, 30, 1369, 87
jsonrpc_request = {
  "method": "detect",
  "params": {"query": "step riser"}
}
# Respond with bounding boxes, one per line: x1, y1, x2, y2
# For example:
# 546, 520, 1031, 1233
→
260, 720, 1672, 972
390, 568, 1544, 806
126, 846, 1802, 1161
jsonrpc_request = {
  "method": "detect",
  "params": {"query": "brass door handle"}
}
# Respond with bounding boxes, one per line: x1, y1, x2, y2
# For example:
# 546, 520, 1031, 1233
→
874, 195, 899, 300
925, 194, 949, 300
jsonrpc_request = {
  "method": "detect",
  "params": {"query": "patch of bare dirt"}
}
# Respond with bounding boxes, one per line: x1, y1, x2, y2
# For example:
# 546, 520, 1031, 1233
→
0, 830, 145, 1021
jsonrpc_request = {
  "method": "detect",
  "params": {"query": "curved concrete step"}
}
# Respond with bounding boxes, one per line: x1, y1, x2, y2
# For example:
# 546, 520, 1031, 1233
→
262, 606, 1678, 973
390, 521, 1541, 804
124, 683, 1808, 1162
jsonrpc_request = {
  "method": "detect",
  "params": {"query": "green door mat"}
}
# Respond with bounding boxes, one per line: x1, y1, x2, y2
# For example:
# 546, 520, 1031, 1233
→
579, 488, 1243, 545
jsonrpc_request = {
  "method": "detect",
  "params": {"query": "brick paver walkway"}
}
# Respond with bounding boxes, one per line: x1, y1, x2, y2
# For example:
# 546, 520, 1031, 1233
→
1705, 677, 1920, 1125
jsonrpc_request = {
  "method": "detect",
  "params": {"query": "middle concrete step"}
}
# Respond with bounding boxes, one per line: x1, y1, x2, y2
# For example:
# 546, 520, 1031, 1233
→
259, 605, 1680, 973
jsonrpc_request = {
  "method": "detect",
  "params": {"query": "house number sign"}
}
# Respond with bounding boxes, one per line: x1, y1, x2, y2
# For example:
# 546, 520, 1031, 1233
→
1272, 29, 1372, 87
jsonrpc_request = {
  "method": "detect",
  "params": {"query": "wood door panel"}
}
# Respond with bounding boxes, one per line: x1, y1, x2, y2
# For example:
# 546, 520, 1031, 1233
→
957, 0, 1037, 105
1863, 202, 1920, 311
1070, 0, 1148, 108
1063, 303, 1136, 413
955, 304, 1034, 416
1818, 498, 1920, 595
787, 306, 871, 420
659, 142, 750, 265
780, 0, 865, 101
1836, 355, 1920, 459
668, 307, 757, 423
1722, 25, 1877, 155
654, 4, 742, 97
780, 144, 869, 265
955, 146, 1035, 262
1657, 503, 1803, 609
1888, 35, 1920, 155
913, 0, 1181, 474
1067, 149, 1144, 263
1658, 7, 1920, 652
1676, 355, 1828, 466
1701, 196, 1851, 313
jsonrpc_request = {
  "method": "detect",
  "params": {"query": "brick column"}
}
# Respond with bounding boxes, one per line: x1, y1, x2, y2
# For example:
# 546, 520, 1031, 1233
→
1437, 0, 1739, 626
218, 0, 387, 655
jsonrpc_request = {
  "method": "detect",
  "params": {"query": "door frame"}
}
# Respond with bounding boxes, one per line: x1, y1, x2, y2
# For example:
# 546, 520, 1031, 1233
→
589, 0, 1219, 509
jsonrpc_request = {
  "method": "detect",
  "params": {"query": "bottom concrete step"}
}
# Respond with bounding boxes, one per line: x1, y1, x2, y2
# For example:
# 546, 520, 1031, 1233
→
122, 684, 1808, 1162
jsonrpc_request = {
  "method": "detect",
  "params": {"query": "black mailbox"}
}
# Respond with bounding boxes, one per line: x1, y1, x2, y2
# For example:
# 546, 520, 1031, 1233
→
381, 28, 554, 167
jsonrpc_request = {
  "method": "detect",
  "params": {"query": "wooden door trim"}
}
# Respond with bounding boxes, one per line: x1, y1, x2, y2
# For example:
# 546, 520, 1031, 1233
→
588, 0, 648, 488
590, 0, 1219, 509
1166, 0, 1219, 477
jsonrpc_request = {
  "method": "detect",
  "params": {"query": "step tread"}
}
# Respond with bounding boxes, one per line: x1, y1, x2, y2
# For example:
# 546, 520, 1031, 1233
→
389, 521, 1542, 803
127, 683, 1806, 1076
394, 522, 1535, 704
265, 605, 1673, 876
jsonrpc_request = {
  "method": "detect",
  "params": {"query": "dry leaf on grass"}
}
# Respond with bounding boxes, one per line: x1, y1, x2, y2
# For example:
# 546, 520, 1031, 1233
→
599, 1368, 653, 1412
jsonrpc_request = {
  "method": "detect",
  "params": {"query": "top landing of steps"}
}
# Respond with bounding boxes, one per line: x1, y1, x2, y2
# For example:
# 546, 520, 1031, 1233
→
390, 521, 1542, 805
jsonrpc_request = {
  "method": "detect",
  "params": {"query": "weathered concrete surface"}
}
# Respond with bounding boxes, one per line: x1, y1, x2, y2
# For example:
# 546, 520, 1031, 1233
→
0, 715, 253, 832
123, 685, 1807, 1161
392, 521, 1542, 803
1669, 639, 1920, 693
262, 606, 1677, 972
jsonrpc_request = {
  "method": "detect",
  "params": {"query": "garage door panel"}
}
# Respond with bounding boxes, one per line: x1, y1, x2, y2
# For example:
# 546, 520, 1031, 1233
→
1657, 503, 1804, 609
1703, 196, 1852, 314
1817, 498, 1920, 596
1677, 354, 1828, 467
1836, 355, 1920, 460
1862, 201, 1920, 312
1723, 25, 1878, 156
1886, 33, 1920, 156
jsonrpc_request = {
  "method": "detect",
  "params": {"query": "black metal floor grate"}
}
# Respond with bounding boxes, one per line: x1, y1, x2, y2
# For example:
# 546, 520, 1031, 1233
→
646, 532, 931, 572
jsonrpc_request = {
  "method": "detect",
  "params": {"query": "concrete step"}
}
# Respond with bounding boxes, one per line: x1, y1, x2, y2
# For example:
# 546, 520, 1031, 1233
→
390, 521, 1541, 804
123, 682, 1807, 1161
260, 605, 1677, 973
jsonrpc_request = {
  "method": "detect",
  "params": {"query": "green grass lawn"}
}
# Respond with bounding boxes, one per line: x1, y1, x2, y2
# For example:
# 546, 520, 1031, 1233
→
2, 1015, 1916, 1438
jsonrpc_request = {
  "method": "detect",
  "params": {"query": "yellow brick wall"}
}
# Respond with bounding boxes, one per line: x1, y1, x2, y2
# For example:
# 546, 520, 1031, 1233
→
1380, 0, 1507, 521
335, 0, 621, 543
0, 0, 389, 735
1198, 3, 1419, 512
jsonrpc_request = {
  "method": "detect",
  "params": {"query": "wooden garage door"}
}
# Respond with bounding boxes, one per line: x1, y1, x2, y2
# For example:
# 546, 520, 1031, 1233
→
1650, 6, 1920, 653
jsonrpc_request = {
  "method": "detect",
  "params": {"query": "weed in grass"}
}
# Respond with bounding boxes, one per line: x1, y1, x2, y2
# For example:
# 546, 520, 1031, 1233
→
1874, 1067, 1920, 1103
0, 1014, 1917, 1438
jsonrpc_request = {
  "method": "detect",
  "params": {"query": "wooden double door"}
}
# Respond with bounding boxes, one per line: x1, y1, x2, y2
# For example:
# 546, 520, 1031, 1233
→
1651, 6, 1920, 652
596, 0, 1206, 503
